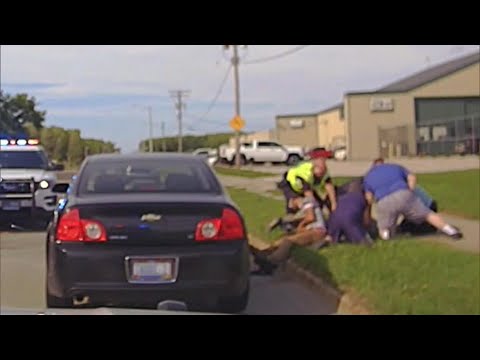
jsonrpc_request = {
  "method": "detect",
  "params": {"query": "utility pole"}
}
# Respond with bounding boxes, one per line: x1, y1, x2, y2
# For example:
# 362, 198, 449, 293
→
169, 90, 190, 153
133, 104, 154, 153
147, 106, 153, 153
161, 121, 166, 152
224, 45, 247, 168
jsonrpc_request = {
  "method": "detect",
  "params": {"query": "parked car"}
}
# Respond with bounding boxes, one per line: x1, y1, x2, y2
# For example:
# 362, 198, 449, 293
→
333, 146, 347, 161
306, 147, 334, 159
46, 153, 250, 313
192, 148, 218, 166
219, 141, 304, 166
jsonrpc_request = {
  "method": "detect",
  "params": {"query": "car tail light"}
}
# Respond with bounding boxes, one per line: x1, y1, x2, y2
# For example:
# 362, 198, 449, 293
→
56, 208, 107, 243
195, 208, 245, 242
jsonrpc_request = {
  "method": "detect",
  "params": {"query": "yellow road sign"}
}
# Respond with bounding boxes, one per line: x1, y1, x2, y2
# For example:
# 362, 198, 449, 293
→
230, 115, 245, 132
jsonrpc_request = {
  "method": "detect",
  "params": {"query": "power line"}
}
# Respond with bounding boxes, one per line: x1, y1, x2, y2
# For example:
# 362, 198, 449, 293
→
181, 64, 232, 129
198, 64, 232, 121
244, 45, 311, 65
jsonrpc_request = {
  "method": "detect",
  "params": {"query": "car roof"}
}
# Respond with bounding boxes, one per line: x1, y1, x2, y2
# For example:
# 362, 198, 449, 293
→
85, 152, 202, 163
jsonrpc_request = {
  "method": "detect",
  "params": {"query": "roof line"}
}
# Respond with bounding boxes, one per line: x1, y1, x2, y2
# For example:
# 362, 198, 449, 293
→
276, 102, 343, 119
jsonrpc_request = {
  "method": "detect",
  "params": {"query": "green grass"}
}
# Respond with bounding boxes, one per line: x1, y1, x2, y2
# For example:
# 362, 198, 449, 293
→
228, 187, 480, 315
214, 166, 276, 178
271, 170, 480, 220
417, 170, 479, 220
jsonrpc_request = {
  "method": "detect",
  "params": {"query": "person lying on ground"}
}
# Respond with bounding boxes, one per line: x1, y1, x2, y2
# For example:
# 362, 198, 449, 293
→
363, 161, 462, 240
250, 196, 327, 275
267, 201, 307, 234
276, 157, 337, 215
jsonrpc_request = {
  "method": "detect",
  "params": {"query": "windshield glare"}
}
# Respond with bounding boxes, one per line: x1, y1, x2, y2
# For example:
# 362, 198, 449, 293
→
0, 151, 48, 170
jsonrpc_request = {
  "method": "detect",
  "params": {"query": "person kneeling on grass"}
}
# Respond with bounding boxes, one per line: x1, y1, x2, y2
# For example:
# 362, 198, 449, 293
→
324, 178, 375, 247
363, 161, 462, 241
372, 158, 438, 236
251, 196, 327, 275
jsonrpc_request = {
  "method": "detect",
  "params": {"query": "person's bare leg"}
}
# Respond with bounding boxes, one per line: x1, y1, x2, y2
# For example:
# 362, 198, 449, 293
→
267, 230, 325, 263
425, 212, 463, 239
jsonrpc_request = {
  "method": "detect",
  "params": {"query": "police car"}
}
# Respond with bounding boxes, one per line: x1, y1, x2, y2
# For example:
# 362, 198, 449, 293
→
0, 137, 64, 227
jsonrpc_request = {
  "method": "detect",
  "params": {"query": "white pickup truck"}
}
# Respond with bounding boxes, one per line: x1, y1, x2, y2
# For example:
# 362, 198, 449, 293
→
219, 141, 305, 166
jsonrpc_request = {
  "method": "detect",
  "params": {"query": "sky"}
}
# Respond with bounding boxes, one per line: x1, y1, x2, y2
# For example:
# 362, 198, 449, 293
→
1, 45, 479, 153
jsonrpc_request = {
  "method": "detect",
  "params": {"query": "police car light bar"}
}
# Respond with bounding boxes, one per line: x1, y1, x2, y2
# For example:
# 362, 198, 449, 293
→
0, 139, 40, 146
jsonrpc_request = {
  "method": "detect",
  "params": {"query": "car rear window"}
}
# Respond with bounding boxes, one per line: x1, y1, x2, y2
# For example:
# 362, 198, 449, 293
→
77, 158, 222, 195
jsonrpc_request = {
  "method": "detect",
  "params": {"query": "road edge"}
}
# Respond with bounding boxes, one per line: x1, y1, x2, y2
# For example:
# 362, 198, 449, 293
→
249, 236, 372, 315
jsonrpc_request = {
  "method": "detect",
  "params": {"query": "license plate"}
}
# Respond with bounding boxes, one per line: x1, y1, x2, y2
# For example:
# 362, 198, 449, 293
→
1, 200, 21, 211
126, 257, 178, 284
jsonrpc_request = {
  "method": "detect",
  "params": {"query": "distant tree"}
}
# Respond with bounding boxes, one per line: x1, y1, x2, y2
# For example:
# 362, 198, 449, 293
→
0, 91, 46, 134
53, 129, 69, 162
67, 130, 84, 167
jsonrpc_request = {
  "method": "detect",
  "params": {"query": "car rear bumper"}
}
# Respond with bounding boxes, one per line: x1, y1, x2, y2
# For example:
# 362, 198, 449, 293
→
48, 241, 250, 308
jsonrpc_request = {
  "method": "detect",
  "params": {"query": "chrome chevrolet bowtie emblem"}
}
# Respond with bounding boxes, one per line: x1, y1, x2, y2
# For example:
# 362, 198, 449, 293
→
141, 214, 162, 222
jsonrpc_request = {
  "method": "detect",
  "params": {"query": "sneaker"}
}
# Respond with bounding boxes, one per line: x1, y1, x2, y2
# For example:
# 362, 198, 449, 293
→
252, 253, 278, 275
448, 227, 463, 240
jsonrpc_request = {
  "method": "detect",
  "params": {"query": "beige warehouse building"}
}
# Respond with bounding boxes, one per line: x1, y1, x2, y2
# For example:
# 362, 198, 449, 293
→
275, 104, 346, 150
345, 51, 480, 160
275, 51, 480, 160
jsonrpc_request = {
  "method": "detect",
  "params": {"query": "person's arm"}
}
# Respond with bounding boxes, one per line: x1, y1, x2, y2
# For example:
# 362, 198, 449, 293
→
407, 173, 417, 191
325, 179, 337, 211
298, 177, 315, 199
400, 166, 416, 191
365, 191, 374, 206
363, 202, 372, 227
297, 205, 315, 233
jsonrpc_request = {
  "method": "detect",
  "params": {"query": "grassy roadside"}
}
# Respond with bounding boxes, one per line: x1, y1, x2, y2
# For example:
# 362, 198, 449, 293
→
228, 187, 480, 315
268, 170, 479, 220
214, 166, 277, 178
417, 170, 479, 220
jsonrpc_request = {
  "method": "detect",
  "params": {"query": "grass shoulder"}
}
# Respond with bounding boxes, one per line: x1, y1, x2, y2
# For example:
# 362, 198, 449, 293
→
228, 187, 480, 315
214, 166, 277, 179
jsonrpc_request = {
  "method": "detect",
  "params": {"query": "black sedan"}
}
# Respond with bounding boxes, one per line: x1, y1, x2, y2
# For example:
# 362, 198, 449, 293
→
46, 153, 250, 313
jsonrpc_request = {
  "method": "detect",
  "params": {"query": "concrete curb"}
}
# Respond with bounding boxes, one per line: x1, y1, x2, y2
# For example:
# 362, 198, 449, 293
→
250, 236, 372, 315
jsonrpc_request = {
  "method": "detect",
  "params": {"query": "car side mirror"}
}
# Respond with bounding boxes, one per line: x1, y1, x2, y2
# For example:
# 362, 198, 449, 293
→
52, 183, 70, 194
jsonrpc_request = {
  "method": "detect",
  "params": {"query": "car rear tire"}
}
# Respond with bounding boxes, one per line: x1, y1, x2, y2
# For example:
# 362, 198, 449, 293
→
46, 291, 72, 308
287, 155, 301, 166
217, 283, 250, 314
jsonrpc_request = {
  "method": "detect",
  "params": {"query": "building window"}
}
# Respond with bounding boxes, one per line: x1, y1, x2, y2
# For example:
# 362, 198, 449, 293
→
415, 98, 480, 156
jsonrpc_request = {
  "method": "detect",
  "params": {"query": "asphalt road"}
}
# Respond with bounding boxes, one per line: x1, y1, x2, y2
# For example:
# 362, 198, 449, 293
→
0, 231, 337, 315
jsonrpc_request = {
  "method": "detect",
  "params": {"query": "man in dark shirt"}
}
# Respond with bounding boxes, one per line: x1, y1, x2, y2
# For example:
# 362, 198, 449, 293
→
324, 178, 374, 246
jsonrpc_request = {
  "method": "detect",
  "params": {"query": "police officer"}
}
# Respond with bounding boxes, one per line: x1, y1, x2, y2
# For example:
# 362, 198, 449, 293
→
277, 157, 337, 215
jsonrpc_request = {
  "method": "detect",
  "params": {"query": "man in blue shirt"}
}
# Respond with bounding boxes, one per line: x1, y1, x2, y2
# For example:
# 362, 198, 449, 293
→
364, 160, 462, 240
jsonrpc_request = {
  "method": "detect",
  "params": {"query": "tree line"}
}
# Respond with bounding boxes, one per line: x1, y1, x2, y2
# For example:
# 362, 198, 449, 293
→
139, 133, 239, 153
1, 90, 118, 168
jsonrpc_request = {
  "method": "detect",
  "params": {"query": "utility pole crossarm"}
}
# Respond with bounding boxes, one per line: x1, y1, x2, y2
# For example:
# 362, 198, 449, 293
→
169, 90, 191, 153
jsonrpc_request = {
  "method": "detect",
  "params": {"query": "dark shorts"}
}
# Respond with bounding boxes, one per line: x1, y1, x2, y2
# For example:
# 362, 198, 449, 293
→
277, 175, 301, 214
